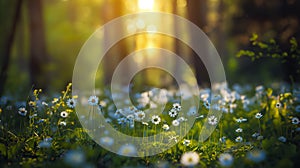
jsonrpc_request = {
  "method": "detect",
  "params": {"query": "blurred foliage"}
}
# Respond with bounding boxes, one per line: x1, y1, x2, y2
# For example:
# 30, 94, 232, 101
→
237, 34, 300, 81
1, 0, 300, 94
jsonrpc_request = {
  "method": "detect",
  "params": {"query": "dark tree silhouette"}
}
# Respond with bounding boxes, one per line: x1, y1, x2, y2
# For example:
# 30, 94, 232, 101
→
0, 0, 23, 96
187, 0, 210, 85
27, 0, 49, 89
102, 0, 128, 85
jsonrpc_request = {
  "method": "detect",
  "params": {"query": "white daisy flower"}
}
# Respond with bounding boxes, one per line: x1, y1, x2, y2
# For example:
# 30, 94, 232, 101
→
241, 118, 248, 122
162, 124, 170, 131
18, 107, 27, 116
235, 118, 242, 123
29, 114, 37, 119
134, 111, 145, 121
275, 102, 282, 108
204, 101, 210, 109
180, 151, 200, 167
229, 103, 237, 113
142, 122, 149, 126
151, 115, 161, 125
252, 132, 260, 138
37, 119, 45, 124
278, 136, 286, 142
115, 109, 123, 118
219, 153, 234, 167
183, 139, 191, 146
59, 121, 67, 126
246, 150, 266, 163
172, 103, 181, 111
99, 100, 107, 107
200, 92, 210, 101
42, 101, 48, 106
64, 150, 85, 166
208, 115, 218, 125
178, 117, 187, 122
255, 113, 263, 119
235, 136, 243, 142
88, 95, 99, 106
27, 101, 35, 107
117, 117, 127, 125
257, 135, 264, 140
60, 111, 68, 118
255, 85, 264, 93
219, 136, 226, 143
168, 108, 177, 117
172, 119, 180, 126
235, 117, 247, 123
196, 115, 205, 119
38, 140, 51, 148
235, 128, 243, 133
292, 117, 300, 125
66, 98, 76, 108
126, 114, 134, 120
118, 144, 137, 156
100, 137, 114, 146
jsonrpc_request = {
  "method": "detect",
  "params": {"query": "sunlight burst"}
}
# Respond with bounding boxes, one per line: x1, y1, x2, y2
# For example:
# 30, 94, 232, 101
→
138, 0, 154, 10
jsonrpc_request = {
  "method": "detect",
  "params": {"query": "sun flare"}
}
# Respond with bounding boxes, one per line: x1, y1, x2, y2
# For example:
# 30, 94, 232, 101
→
138, 0, 154, 10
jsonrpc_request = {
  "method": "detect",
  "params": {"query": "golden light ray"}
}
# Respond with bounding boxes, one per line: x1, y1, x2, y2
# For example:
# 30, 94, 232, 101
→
138, 0, 154, 11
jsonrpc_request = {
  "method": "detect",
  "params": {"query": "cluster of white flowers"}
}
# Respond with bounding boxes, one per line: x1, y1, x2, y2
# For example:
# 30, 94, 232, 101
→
180, 151, 200, 167
68, 83, 299, 165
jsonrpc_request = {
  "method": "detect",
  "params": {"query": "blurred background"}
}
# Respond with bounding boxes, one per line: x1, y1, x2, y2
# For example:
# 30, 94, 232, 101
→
1, 0, 300, 96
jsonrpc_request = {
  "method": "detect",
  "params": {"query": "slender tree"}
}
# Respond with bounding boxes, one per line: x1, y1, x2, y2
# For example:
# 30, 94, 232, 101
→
187, 0, 210, 85
102, 0, 127, 85
0, 0, 23, 96
27, 0, 49, 89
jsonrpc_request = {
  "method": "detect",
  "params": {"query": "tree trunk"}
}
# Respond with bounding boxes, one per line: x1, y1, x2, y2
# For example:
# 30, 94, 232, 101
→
27, 0, 49, 89
187, 0, 209, 85
172, 0, 183, 85
102, 0, 127, 85
0, 0, 23, 96
215, 0, 227, 65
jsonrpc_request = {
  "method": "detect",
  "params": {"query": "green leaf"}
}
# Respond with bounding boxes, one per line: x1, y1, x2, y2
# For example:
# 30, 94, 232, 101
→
250, 33, 258, 43
258, 42, 268, 49
266, 88, 273, 97
290, 37, 298, 51
0, 143, 7, 156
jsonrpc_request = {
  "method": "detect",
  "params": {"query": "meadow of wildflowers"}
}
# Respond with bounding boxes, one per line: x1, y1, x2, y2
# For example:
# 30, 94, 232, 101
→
0, 82, 300, 167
